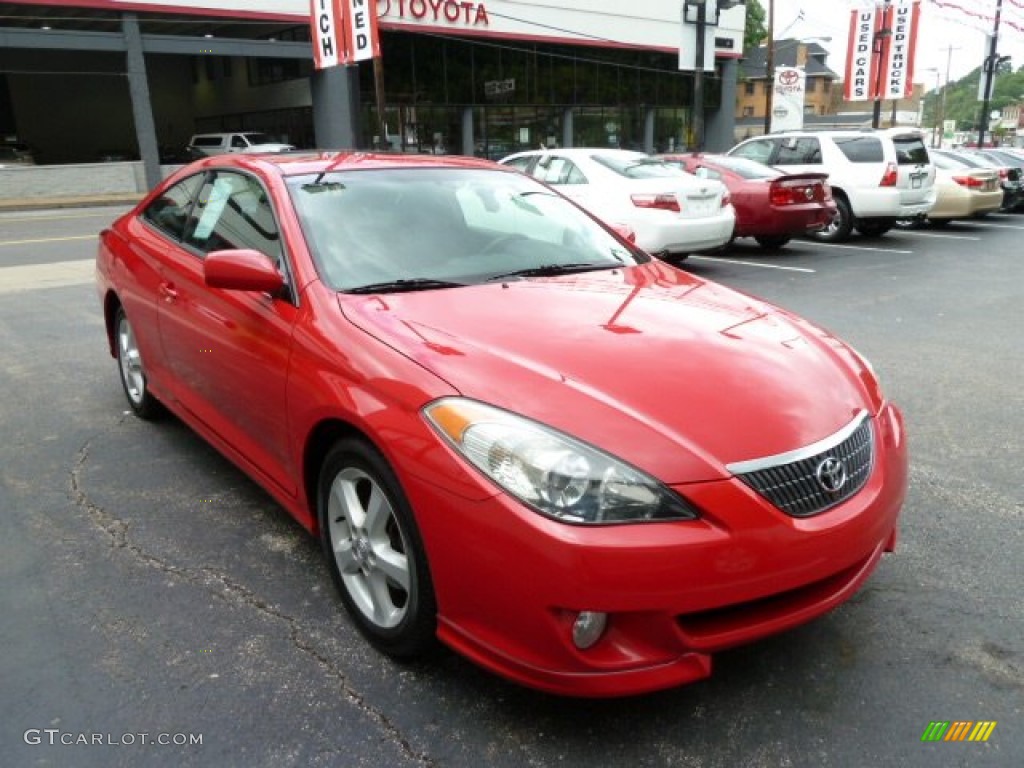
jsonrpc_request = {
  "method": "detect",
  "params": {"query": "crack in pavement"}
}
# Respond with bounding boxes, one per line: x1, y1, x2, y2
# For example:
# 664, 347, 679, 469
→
69, 423, 438, 768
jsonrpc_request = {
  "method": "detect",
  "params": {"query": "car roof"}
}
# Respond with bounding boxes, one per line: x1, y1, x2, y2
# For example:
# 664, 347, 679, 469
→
506, 147, 647, 158
194, 151, 509, 178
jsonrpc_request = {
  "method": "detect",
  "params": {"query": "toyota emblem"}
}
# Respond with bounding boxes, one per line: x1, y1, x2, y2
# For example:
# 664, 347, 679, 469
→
779, 70, 800, 86
815, 457, 848, 494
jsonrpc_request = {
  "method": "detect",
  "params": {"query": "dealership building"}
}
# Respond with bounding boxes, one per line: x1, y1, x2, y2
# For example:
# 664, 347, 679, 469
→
0, 0, 744, 187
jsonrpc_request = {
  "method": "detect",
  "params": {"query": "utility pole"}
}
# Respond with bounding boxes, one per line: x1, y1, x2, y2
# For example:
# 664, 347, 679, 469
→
977, 0, 1004, 148
936, 44, 959, 148
763, 0, 775, 134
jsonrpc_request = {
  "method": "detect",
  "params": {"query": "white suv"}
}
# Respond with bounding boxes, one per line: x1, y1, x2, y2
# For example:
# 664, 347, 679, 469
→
727, 129, 936, 241
187, 132, 294, 159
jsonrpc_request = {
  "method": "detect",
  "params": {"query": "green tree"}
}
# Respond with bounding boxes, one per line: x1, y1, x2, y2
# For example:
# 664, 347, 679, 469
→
744, 0, 768, 53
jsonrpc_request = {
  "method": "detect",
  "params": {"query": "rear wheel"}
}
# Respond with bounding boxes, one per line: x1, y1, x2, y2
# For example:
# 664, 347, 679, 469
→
318, 438, 436, 658
115, 307, 161, 419
811, 195, 853, 243
754, 235, 791, 250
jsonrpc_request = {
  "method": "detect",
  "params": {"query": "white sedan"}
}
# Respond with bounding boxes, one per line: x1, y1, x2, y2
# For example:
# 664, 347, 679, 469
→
499, 148, 735, 259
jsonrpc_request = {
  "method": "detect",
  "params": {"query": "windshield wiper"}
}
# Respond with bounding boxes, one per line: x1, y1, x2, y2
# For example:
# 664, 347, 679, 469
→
486, 262, 613, 281
346, 278, 465, 294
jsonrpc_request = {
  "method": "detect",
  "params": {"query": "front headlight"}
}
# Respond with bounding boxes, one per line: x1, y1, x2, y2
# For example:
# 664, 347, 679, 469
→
423, 398, 698, 524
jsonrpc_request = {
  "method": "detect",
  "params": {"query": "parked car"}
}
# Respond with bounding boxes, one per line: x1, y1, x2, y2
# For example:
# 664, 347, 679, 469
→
658, 153, 836, 249
187, 131, 294, 159
727, 128, 936, 242
0, 141, 35, 166
498, 148, 735, 260
96, 152, 907, 698
897, 151, 1002, 227
933, 148, 1022, 212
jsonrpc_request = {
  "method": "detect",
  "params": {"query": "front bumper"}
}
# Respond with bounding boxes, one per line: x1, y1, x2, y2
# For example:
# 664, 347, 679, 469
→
408, 403, 908, 697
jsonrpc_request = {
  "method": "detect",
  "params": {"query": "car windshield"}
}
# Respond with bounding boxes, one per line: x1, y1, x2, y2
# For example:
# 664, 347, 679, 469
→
892, 135, 930, 165
288, 167, 646, 292
589, 153, 685, 179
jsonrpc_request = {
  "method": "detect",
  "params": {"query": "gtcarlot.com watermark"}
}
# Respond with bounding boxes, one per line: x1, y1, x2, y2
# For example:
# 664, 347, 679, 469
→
24, 729, 202, 747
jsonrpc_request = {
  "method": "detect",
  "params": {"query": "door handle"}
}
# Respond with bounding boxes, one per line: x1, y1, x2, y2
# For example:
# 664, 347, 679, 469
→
159, 283, 178, 303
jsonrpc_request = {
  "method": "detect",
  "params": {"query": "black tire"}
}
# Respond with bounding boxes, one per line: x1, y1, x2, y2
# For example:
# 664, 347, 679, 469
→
855, 222, 893, 238
811, 195, 853, 243
754, 235, 791, 250
318, 438, 436, 658
114, 307, 161, 419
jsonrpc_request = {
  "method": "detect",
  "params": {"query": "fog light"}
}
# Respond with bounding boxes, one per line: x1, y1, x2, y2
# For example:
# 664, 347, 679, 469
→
571, 611, 608, 650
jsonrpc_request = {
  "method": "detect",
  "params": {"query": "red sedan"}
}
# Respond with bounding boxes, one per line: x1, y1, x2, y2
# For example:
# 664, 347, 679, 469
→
96, 152, 906, 697
659, 153, 836, 249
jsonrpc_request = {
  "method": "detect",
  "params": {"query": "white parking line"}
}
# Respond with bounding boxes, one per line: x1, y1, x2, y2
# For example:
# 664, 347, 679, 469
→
811, 242, 914, 254
904, 232, 981, 241
688, 255, 816, 273
965, 221, 1024, 230
0, 259, 94, 293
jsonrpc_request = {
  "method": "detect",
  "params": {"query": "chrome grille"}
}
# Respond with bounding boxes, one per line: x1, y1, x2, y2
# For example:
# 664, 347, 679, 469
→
728, 412, 875, 518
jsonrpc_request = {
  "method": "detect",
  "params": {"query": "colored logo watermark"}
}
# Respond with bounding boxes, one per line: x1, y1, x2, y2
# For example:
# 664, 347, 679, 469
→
921, 721, 997, 743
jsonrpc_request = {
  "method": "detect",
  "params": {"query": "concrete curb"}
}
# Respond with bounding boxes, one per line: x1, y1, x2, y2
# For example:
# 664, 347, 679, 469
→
0, 194, 143, 212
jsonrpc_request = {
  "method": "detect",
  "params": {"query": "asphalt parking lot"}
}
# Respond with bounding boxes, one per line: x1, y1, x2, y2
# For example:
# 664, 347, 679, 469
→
1, 207, 1021, 768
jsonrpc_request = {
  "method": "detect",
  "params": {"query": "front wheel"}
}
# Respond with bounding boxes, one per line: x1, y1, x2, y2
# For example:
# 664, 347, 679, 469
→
810, 195, 853, 243
318, 438, 436, 658
115, 307, 161, 419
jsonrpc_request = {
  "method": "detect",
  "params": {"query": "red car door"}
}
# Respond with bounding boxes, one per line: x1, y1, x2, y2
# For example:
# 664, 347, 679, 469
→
155, 170, 298, 496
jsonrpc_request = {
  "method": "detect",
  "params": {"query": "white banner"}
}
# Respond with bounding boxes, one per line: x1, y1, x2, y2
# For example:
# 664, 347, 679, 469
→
771, 67, 806, 132
844, 5, 878, 102
344, 0, 380, 62
310, 0, 341, 69
884, 0, 919, 99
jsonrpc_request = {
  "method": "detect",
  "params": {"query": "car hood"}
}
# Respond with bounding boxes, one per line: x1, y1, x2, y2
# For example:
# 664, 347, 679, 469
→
339, 261, 881, 483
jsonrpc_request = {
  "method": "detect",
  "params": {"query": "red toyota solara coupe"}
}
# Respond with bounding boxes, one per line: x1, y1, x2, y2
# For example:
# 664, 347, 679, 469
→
96, 152, 907, 697
659, 153, 836, 250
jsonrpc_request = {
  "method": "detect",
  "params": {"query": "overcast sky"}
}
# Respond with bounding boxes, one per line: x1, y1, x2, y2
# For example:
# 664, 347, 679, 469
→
764, 0, 1024, 91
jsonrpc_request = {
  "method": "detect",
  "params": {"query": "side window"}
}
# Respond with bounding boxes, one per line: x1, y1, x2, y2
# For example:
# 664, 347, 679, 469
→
533, 156, 572, 185
834, 137, 885, 163
563, 161, 587, 184
731, 139, 775, 165
776, 138, 821, 165
141, 174, 205, 240
502, 156, 533, 172
231, 135, 248, 149
184, 172, 283, 268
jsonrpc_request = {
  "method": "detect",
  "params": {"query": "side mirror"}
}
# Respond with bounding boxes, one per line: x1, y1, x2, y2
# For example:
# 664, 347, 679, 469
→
204, 249, 285, 295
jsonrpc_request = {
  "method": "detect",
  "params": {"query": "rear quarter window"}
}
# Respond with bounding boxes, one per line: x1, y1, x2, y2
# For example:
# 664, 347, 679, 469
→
834, 137, 884, 163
